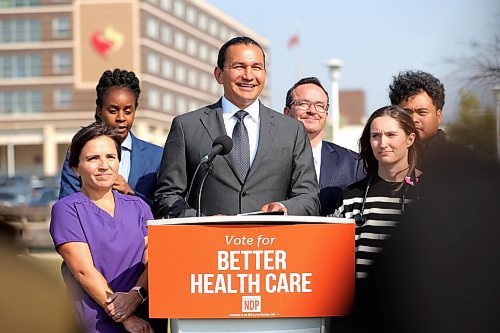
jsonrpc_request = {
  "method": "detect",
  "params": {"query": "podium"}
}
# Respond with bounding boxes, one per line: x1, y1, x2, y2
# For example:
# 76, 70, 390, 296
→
147, 215, 354, 333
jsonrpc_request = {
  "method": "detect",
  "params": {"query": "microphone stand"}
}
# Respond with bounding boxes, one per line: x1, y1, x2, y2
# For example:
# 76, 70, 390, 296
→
182, 161, 204, 218
196, 161, 214, 217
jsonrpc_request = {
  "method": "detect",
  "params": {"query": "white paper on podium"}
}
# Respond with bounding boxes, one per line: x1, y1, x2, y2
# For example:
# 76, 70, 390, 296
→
147, 215, 353, 226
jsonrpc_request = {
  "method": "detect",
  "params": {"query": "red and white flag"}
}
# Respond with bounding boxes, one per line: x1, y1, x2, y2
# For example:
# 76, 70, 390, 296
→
287, 34, 299, 49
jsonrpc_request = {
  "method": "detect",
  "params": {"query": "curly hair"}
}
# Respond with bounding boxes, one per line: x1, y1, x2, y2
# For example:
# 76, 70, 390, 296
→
94, 69, 141, 122
217, 36, 265, 70
359, 105, 420, 182
389, 70, 445, 111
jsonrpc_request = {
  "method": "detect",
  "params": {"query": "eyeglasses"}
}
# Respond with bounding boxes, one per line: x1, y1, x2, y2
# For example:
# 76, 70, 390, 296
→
226, 64, 265, 74
290, 99, 329, 113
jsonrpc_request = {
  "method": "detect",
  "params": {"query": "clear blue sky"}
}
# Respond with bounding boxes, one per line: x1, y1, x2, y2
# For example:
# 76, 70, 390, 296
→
208, 0, 499, 122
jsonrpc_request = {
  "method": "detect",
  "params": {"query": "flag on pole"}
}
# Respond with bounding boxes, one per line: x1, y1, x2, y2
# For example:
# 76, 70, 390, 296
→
287, 34, 299, 49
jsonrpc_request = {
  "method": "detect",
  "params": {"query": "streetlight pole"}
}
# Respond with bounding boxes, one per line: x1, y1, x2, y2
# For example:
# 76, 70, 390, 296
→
493, 85, 500, 163
326, 58, 342, 143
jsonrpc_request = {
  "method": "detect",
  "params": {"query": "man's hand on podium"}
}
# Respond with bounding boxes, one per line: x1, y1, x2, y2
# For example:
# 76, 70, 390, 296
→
260, 202, 288, 215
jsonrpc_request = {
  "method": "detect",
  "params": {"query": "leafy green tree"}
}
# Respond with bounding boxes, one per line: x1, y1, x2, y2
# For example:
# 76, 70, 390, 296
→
446, 90, 496, 162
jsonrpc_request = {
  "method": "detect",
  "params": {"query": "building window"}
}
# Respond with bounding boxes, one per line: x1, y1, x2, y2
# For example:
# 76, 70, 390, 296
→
52, 17, 70, 38
52, 52, 71, 74
160, 24, 172, 45
160, 0, 171, 11
146, 17, 159, 39
161, 58, 173, 79
175, 63, 186, 83
176, 95, 186, 115
148, 89, 160, 109
147, 53, 159, 74
187, 68, 197, 87
199, 42, 208, 61
186, 6, 196, 25
199, 73, 209, 92
198, 13, 207, 31
0, 19, 41, 43
209, 19, 218, 37
53, 89, 72, 109
210, 49, 218, 66
219, 25, 228, 40
186, 37, 197, 56
174, 31, 185, 50
0, 90, 42, 114
173, 0, 184, 18
162, 92, 173, 112
0, 54, 41, 78
0, 0, 40, 7
211, 81, 220, 95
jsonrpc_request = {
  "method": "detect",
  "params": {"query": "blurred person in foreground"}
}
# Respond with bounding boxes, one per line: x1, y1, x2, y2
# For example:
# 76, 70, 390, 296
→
0, 219, 81, 333
341, 125, 500, 332
59, 69, 162, 207
154, 36, 319, 217
284, 77, 364, 216
50, 123, 163, 333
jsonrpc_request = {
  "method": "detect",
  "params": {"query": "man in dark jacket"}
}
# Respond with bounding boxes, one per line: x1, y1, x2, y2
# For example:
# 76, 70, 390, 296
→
389, 70, 449, 170
284, 77, 364, 216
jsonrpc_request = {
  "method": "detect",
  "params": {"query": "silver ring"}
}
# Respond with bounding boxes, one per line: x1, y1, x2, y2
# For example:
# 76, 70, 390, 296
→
117, 312, 121, 317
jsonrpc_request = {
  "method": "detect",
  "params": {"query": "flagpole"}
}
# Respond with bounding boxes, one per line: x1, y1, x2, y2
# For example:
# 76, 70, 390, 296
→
295, 21, 302, 79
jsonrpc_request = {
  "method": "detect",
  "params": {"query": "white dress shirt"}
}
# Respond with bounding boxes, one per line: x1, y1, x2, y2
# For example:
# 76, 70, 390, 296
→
118, 132, 132, 182
311, 141, 323, 183
221, 96, 260, 166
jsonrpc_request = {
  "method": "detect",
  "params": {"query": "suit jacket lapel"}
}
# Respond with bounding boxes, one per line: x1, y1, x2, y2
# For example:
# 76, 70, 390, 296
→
199, 100, 226, 140
246, 104, 278, 181
320, 141, 337, 188
200, 100, 243, 183
128, 133, 145, 189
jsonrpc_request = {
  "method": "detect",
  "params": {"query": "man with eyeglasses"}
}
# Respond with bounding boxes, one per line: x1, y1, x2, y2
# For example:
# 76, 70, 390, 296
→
284, 77, 364, 216
154, 37, 319, 218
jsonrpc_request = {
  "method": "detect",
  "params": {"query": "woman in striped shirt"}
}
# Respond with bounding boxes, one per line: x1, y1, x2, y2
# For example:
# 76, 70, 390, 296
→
338, 105, 421, 281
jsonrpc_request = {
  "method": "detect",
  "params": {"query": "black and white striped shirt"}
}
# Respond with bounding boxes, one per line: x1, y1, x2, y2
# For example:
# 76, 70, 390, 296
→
338, 174, 418, 279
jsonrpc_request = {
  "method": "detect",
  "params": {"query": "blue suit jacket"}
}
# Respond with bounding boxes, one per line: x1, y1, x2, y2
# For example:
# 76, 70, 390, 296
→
319, 141, 364, 216
58, 133, 162, 207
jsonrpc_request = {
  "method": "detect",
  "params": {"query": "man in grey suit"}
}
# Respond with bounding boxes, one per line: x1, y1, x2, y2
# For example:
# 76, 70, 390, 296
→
284, 77, 364, 216
154, 36, 319, 218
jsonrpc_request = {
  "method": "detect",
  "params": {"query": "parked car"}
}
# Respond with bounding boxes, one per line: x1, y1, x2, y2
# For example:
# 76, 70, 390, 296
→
0, 191, 29, 207
29, 187, 59, 207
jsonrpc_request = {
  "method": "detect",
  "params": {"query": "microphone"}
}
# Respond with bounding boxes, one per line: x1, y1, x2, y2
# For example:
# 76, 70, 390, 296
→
183, 135, 233, 218
200, 135, 233, 164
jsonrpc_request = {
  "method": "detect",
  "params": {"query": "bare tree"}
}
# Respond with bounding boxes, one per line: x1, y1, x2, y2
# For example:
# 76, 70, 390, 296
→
444, 36, 500, 88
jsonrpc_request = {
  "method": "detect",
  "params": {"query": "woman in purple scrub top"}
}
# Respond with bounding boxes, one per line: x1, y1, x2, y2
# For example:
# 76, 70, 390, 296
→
50, 123, 155, 333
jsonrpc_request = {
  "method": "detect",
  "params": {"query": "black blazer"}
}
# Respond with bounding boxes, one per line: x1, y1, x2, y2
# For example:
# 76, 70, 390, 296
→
319, 141, 364, 216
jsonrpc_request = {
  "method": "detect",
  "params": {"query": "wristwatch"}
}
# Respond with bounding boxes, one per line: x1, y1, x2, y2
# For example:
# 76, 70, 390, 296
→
131, 286, 148, 304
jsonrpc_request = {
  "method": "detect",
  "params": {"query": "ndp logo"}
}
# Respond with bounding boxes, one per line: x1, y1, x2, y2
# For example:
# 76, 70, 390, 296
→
242, 296, 261, 313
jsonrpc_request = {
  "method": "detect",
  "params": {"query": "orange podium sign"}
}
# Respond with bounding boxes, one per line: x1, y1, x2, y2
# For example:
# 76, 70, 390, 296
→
148, 216, 354, 319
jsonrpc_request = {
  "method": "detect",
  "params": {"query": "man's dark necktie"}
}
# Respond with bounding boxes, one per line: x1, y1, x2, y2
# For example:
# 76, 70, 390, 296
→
232, 110, 250, 179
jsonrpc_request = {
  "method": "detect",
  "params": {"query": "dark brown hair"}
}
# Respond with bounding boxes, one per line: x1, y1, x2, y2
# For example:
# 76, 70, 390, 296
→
68, 122, 122, 169
359, 105, 420, 181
